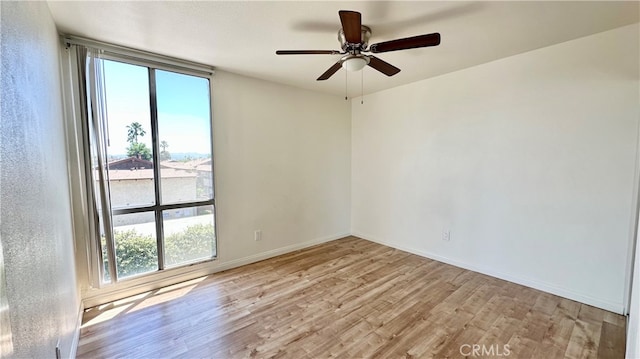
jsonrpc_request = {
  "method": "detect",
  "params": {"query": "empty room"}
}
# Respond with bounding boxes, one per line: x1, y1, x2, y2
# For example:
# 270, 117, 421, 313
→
1, 1, 639, 358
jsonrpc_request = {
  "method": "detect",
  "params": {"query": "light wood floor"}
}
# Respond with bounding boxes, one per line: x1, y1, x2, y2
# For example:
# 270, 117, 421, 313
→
77, 237, 626, 358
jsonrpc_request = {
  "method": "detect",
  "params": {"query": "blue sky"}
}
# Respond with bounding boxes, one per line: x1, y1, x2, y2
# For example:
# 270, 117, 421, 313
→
103, 60, 211, 156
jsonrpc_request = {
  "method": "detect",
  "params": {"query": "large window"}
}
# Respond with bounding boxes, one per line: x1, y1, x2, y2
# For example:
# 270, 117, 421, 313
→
84, 53, 216, 284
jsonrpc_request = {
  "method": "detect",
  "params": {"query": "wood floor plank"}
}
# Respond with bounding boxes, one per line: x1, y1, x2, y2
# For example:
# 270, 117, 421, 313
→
558, 298, 582, 320
565, 319, 602, 359
603, 311, 626, 328
596, 321, 626, 359
76, 236, 626, 358
533, 292, 561, 316
477, 315, 522, 351
532, 305, 577, 358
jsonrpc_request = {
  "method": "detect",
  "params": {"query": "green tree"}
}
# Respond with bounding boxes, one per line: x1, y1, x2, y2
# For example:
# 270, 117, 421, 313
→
126, 142, 152, 161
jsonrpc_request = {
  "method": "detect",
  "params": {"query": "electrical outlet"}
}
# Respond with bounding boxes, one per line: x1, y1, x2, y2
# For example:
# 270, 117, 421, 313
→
254, 230, 262, 241
442, 229, 451, 241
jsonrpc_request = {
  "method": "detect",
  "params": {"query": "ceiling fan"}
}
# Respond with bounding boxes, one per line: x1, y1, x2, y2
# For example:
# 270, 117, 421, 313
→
276, 10, 441, 81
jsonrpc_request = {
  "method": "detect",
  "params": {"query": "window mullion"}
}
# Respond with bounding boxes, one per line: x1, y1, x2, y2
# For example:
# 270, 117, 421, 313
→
148, 68, 165, 271
111, 199, 215, 216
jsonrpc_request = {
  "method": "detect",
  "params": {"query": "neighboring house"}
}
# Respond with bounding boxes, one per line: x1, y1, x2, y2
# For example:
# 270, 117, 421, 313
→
102, 157, 199, 226
107, 157, 153, 170
161, 158, 213, 200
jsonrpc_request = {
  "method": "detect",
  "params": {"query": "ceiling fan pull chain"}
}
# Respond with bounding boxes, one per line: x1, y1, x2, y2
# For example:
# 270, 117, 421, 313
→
361, 69, 364, 104
345, 69, 348, 101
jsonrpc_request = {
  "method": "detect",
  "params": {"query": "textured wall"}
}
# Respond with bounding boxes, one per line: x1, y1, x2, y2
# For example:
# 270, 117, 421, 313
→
0, 2, 79, 358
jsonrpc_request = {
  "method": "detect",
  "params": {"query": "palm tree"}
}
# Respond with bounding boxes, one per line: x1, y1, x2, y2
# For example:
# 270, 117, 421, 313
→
125, 122, 151, 160
160, 140, 171, 161
126, 122, 146, 145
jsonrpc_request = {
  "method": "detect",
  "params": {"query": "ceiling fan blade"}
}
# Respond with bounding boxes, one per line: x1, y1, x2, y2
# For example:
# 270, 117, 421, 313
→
276, 50, 341, 55
339, 10, 362, 43
367, 56, 401, 76
317, 62, 343, 81
369, 33, 441, 53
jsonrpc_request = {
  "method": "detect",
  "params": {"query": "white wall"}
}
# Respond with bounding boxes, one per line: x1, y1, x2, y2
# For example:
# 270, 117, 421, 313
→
352, 24, 639, 313
0, 2, 79, 358
212, 71, 351, 261
77, 70, 351, 307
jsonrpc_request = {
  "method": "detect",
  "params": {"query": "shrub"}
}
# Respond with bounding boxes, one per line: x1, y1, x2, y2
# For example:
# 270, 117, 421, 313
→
165, 223, 216, 266
102, 229, 157, 279
102, 223, 215, 280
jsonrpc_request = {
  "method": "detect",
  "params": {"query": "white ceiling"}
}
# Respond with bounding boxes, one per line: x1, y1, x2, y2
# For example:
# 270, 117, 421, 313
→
48, 1, 639, 97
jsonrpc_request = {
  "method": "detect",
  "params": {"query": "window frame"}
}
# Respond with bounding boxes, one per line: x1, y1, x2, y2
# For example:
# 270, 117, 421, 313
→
63, 36, 219, 299
99, 57, 217, 281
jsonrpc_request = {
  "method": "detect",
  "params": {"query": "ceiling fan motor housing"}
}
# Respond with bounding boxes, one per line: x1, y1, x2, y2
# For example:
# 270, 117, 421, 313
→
338, 25, 372, 53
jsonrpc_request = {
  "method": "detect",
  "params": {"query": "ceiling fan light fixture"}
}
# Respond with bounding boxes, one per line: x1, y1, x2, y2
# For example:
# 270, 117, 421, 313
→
341, 55, 369, 72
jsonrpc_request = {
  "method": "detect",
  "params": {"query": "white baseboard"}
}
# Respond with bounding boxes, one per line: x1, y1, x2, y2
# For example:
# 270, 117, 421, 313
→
69, 302, 83, 358
352, 231, 624, 314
